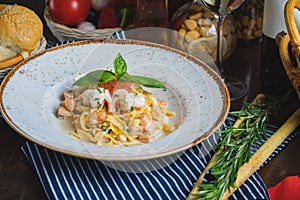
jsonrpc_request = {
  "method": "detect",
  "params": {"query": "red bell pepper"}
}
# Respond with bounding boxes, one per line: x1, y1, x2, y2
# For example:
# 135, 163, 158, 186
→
97, 0, 134, 29
97, 4, 120, 28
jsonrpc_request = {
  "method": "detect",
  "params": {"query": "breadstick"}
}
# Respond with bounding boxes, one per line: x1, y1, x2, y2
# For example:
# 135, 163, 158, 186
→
222, 107, 300, 200
187, 93, 265, 199
0, 50, 31, 70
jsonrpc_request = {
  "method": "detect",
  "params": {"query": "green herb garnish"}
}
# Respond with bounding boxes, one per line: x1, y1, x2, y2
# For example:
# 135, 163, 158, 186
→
117, 72, 167, 90
189, 94, 282, 200
73, 70, 115, 86
73, 53, 166, 91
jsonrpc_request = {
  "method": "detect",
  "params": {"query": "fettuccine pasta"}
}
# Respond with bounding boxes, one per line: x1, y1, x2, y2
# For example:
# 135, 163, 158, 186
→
57, 80, 176, 146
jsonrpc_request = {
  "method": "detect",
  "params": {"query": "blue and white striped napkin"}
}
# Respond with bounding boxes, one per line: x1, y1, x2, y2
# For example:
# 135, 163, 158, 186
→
21, 116, 299, 200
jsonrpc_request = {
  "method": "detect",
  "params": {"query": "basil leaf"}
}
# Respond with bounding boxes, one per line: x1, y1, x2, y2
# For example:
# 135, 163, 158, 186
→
73, 70, 116, 86
121, 73, 167, 91
114, 53, 127, 79
99, 70, 117, 83
73, 54, 166, 91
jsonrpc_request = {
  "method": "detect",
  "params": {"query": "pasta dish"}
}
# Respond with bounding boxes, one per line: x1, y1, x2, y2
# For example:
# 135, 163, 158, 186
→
57, 54, 177, 146
58, 81, 176, 146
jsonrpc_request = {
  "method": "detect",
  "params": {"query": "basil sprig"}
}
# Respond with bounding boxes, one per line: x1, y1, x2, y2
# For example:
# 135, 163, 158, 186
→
73, 53, 166, 91
120, 73, 166, 90
114, 53, 127, 80
73, 70, 115, 86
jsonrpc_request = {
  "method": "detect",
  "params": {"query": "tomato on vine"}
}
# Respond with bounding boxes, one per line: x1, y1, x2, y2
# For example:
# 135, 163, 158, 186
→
48, 0, 91, 26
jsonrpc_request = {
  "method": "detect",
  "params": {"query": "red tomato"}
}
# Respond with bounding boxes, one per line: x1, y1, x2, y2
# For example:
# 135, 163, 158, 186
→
97, 80, 137, 95
48, 0, 91, 26
97, 4, 120, 28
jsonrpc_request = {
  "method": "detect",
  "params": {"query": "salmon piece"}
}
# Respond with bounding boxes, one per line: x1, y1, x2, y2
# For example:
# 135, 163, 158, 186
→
138, 113, 151, 128
57, 106, 71, 119
151, 104, 164, 121
97, 137, 110, 145
89, 110, 107, 125
158, 99, 167, 109
138, 113, 158, 133
61, 90, 75, 112
139, 134, 154, 143
144, 122, 157, 133
89, 111, 98, 125
64, 97, 74, 112
130, 125, 143, 135
64, 90, 74, 99
97, 111, 107, 122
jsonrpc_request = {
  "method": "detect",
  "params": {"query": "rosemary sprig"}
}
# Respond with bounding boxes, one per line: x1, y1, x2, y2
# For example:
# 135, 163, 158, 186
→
189, 94, 282, 200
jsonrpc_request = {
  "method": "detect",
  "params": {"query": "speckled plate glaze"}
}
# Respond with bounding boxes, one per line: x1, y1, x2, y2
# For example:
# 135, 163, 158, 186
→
0, 39, 230, 161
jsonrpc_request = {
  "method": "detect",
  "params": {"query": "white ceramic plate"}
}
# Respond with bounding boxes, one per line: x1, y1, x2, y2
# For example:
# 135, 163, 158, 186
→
0, 40, 229, 161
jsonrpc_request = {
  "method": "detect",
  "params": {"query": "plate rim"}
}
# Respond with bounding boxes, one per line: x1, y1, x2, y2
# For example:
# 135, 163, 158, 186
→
0, 39, 230, 161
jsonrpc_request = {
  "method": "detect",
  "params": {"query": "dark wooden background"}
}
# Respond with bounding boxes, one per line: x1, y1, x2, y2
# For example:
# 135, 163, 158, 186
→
0, 0, 299, 199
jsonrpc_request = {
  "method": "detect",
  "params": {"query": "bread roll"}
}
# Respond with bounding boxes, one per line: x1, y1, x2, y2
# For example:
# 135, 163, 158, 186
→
0, 4, 43, 61
0, 46, 16, 61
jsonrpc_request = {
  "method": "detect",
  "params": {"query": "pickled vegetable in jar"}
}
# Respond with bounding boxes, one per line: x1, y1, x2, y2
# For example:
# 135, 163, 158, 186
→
233, 0, 264, 43
170, 3, 237, 61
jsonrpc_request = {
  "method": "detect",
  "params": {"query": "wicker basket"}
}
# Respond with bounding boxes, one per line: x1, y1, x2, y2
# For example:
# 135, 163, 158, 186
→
44, 4, 122, 42
0, 36, 47, 84
279, 0, 300, 99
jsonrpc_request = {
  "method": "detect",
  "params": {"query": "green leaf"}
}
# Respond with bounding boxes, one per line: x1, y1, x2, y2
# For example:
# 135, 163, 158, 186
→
73, 53, 167, 91
99, 71, 117, 84
120, 73, 167, 90
192, 95, 284, 200
114, 53, 127, 79
73, 70, 116, 86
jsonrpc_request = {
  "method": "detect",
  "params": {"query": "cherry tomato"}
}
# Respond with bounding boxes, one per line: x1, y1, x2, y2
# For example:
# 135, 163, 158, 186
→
97, 4, 120, 28
48, 0, 91, 26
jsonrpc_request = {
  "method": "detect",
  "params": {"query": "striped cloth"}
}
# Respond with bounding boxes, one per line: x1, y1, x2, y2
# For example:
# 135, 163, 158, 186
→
21, 116, 299, 200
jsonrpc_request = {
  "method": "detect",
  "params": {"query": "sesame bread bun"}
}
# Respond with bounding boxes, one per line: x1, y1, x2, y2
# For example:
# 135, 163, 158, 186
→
0, 4, 43, 60
0, 45, 16, 61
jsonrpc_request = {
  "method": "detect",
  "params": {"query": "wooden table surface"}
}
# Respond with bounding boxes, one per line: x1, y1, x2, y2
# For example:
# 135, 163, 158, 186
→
0, 1, 299, 199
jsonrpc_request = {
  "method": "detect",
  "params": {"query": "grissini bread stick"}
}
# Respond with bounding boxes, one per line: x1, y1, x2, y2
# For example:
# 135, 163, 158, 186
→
0, 50, 31, 70
222, 107, 300, 200
187, 94, 265, 199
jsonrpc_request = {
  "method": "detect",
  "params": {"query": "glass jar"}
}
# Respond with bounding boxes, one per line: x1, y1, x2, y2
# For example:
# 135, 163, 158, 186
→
136, 0, 168, 27
170, 3, 238, 61
233, 0, 264, 43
